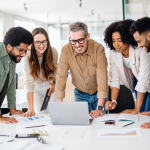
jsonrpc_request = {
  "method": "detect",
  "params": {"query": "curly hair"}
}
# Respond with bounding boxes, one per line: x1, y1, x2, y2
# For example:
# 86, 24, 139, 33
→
130, 17, 150, 35
3, 26, 33, 47
104, 19, 137, 50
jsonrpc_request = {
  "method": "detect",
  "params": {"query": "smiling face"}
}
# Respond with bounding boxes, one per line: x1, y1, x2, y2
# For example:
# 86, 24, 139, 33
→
34, 33, 47, 56
6, 43, 29, 63
112, 32, 129, 54
133, 31, 150, 52
70, 30, 90, 54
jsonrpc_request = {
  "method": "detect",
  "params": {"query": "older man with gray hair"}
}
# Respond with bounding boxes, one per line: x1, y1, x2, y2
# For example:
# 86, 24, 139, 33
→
55, 22, 108, 118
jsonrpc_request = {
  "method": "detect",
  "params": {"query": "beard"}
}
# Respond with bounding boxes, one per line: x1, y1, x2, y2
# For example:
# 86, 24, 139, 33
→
145, 39, 150, 53
9, 48, 22, 63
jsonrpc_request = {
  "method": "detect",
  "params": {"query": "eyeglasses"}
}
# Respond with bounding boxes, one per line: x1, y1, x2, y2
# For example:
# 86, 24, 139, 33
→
69, 35, 87, 45
14, 46, 30, 55
34, 40, 48, 46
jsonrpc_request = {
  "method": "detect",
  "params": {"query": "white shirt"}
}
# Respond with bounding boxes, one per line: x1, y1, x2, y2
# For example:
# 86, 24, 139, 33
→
122, 56, 131, 68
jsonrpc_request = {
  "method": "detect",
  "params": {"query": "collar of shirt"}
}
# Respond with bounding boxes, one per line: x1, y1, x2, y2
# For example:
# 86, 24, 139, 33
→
0, 43, 9, 57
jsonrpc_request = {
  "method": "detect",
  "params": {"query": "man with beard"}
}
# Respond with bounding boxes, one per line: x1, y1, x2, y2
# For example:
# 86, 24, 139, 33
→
0, 27, 33, 123
55, 22, 108, 118
130, 17, 150, 129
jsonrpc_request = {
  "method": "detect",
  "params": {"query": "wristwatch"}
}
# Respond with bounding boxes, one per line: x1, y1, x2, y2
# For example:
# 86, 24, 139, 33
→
50, 80, 56, 85
97, 106, 104, 111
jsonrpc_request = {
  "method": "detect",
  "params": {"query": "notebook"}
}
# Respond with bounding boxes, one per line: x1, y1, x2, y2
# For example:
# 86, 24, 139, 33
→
96, 113, 139, 122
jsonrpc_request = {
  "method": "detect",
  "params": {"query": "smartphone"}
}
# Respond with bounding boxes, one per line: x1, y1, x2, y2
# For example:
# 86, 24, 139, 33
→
40, 89, 51, 111
15, 134, 40, 138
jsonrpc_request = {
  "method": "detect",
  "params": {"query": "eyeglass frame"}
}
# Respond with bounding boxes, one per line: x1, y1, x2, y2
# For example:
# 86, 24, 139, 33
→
14, 46, 30, 55
69, 34, 87, 45
34, 40, 48, 46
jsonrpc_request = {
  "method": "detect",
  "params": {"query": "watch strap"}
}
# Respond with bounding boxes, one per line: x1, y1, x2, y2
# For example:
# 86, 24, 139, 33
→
97, 106, 104, 111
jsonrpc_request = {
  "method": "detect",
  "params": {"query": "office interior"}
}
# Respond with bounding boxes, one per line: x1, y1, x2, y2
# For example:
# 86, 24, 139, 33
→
0, 0, 150, 103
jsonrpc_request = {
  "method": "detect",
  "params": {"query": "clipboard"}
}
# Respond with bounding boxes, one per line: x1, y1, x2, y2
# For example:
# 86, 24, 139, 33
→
40, 89, 51, 111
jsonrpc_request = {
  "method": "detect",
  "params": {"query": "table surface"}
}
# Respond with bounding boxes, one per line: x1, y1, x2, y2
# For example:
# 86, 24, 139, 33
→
0, 114, 150, 150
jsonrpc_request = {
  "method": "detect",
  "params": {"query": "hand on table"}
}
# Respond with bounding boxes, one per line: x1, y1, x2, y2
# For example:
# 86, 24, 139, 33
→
20, 110, 35, 117
90, 109, 103, 118
118, 109, 139, 114
139, 111, 150, 116
0, 115, 18, 124
105, 101, 116, 110
140, 122, 150, 129
48, 82, 55, 96
10, 108, 23, 115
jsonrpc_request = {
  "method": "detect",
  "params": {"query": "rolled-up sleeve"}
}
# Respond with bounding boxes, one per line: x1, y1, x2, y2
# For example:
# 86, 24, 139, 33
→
23, 54, 35, 93
96, 45, 108, 99
55, 46, 69, 98
7, 75, 16, 108
135, 49, 150, 93
109, 52, 120, 89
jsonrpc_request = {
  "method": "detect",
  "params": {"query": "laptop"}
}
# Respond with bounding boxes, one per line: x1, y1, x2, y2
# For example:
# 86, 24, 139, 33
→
49, 102, 93, 125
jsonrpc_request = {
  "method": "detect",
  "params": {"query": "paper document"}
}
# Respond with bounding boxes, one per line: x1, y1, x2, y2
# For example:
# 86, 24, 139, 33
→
16, 115, 50, 123
97, 128, 142, 137
96, 113, 139, 122
0, 136, 14, 144
62, 127, 88, 140
0, 142, 64, 150
18, 121, 60, 134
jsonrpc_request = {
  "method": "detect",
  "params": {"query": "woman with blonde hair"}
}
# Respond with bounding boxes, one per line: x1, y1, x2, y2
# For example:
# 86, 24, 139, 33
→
21, 28, 58, 117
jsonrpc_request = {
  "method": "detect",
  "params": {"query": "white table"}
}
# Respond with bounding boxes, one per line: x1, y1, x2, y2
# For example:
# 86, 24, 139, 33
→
0, 115, 150, 150
1, 89, 27, 110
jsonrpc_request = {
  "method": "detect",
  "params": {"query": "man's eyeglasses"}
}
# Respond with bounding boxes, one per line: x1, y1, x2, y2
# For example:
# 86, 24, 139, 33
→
69, 35, 87, 45
34, 40, 48, 46
14, 46, 30, 55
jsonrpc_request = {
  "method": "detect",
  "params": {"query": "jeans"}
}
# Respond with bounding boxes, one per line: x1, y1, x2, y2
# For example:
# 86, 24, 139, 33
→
74, 88, 98, 113
134, 77, 150, 112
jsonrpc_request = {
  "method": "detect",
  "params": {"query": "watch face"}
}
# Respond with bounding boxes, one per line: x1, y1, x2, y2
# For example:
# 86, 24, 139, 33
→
98, 106, 103, 110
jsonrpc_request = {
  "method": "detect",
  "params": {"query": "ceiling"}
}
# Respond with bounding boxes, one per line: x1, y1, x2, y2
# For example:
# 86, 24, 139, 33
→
0, 0, 123, 24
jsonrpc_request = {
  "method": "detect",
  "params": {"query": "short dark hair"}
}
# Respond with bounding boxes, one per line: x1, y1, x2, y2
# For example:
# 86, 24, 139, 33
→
130, 17, 150, 35
104, 19, 137, 50
3, 26, 33, 47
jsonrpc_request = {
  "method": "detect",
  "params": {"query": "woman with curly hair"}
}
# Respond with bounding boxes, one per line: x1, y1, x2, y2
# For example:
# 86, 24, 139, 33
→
21, 28, 58, 117
104, 19, 150, 114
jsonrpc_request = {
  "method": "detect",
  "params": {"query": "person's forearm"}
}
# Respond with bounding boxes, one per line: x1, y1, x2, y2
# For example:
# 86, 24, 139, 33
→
97, 98, 105, 107
135, 91, 145, 112
27, 92, 34, 110
56, 98, 63, 102
111, 87, 119, 101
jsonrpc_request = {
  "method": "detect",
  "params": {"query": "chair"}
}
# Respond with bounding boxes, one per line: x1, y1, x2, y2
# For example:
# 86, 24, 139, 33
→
108, 85, 135, 113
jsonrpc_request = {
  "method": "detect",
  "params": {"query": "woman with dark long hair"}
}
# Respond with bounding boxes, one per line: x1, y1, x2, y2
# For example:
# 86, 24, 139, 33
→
104, 19, 150, 114
21, 28, 58, 117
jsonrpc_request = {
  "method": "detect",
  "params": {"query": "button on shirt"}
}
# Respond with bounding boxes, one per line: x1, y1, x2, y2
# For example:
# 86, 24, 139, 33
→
55, 39, 108, 99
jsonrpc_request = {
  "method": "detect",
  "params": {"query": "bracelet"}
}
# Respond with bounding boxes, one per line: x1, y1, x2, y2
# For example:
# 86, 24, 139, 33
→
112, 100, 117, 105
50, 80, 56, 85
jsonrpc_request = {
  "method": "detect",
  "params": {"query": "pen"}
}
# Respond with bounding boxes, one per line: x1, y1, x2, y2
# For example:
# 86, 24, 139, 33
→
0, 135, 13, 137
25, 125, 46, 128
122, 122, 134, 128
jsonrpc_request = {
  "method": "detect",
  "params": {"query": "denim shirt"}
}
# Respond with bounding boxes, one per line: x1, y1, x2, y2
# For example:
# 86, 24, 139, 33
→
0, 43, 16, 111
